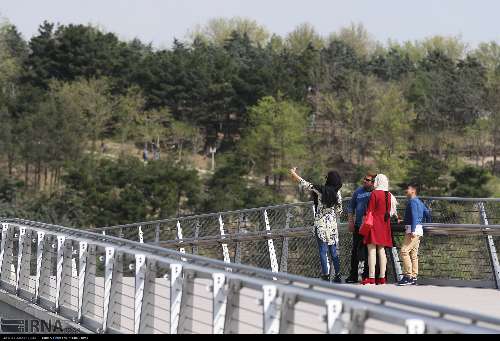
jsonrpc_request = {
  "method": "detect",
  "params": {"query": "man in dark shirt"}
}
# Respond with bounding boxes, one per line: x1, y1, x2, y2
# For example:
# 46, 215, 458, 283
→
346, 173, 376, 283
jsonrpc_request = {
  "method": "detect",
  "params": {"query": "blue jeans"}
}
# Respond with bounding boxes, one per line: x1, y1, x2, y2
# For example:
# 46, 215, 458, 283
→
316, 236, 341, 276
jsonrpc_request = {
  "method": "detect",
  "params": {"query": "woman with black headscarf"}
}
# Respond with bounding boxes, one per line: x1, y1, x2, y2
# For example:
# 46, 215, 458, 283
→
290, 167, 343, 283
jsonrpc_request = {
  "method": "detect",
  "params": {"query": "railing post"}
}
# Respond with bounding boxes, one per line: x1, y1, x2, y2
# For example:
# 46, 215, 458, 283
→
139, 260, 157, 333
34, 231, 45, 303
102, 247, 115, 333
178, 271, 195, 333
218, 215, 231, 264
479, 202, 500, 290
15, 227, 27, 295
55, 236, 66, 312
176, 221, 186, 256
170, 264, 183, 334
81, 244, 98, 329
59, 237, 74, 317
264, 211, 279, 275
278, 293, 296, 334
0, 223, 13, 286
406, 319, 426, 334
212, 273, 228, 334
134, 254, 146, 334
138, 226, 144, 244
223, 279, 241, 334
326, 300, 347, 334
77, 241, 88, 322
349, 309, 367, 334
262, 285, 280, 334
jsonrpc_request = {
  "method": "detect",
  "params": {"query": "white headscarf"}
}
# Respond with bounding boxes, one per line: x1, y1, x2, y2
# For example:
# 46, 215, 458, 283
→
374, 174, 389, 191
374, 174, 398, 216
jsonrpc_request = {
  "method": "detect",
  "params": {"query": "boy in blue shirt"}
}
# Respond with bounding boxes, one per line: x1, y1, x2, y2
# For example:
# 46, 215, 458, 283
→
398, 183, 432, 286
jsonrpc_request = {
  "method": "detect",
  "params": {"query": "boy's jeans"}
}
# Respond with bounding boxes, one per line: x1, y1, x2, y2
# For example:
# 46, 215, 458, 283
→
401, 234, 421, 278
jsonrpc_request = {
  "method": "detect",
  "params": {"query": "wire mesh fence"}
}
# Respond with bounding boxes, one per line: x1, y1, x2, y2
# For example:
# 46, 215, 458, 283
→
93, 197, 500, 287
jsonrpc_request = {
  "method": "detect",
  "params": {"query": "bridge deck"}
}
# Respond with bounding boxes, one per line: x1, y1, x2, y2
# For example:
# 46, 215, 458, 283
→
345, 284, 500, 320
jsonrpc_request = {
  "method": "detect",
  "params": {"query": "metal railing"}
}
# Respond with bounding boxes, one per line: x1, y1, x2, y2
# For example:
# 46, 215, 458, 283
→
1, 218, 500, 334
91, 197, 500, 289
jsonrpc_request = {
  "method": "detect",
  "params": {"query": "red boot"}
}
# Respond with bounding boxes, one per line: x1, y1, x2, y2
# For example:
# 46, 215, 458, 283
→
376, 278, 387, 285
361, 278, 375, 285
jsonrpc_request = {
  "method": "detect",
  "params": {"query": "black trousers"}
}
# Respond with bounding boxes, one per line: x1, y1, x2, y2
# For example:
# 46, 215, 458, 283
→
349, 227, 380, 279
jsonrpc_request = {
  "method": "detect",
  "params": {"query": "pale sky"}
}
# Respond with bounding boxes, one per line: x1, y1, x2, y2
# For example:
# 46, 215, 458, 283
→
1, 0, 499, 48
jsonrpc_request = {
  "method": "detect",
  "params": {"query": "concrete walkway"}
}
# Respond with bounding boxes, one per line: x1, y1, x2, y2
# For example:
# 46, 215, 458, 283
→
345, 284, 500, 319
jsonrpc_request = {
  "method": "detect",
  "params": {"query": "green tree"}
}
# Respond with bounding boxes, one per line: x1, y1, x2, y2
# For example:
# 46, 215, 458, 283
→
450, 166, 492, 197
189, 17, 270, 47
241, 96, 307, 189
204, 154, 282, 212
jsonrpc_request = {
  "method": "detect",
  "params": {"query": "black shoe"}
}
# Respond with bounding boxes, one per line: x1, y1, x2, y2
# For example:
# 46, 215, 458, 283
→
333, 275, 343, 284
345, 276, 358, 284
321, 274, 330, 282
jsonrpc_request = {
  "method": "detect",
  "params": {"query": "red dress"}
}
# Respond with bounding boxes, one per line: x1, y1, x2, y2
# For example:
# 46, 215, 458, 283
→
363, 190, 393, 247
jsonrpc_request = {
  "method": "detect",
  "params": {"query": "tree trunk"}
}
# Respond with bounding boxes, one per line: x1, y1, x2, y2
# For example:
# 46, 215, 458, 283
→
24, 162, 29, 187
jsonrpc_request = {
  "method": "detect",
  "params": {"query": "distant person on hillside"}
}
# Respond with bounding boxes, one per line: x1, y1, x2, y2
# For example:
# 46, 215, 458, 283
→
290, 167, 343, 283
359, 174, 398, 285
143, 147, 148, 163
346, 172, 376, 284
398, 183, 432, 286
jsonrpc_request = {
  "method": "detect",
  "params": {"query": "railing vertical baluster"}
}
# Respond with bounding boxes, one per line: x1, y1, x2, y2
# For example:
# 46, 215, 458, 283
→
264, 211, 279, 275
212, 273, 227, 334
107, 251, 123, 332
479, 202, 500, 290
223, 279, 241, 334
262, 285, 280, 334
138, 226, 144, 244
102, 247, 115, 333
34, 231, 45, 302
139, 260, 156, 333
278, 293, 296, 334
59, 238, 74, 317
77, 241, 88, 323
134, 254, 146, 334
0, 223, 12, 286
326, 300, 346, 334
15, 227, 26, 295
218, 215, 231, 264
406, 319, 426, 334
55, 236, 66, 312
170, 263, 183, 334
280, 209, 291, 273
176, 221, 186, 256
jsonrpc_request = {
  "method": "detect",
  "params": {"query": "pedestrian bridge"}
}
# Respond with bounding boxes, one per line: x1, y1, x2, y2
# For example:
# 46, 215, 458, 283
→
0, 197, 499, 334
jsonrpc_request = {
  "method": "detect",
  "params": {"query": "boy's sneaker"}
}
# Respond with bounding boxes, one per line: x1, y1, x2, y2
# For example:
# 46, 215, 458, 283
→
397, 276, 413, 286
411, 277, 418, 286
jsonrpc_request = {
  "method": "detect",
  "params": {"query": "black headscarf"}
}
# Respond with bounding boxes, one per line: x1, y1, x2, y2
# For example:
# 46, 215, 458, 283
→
312, 171, 342, 209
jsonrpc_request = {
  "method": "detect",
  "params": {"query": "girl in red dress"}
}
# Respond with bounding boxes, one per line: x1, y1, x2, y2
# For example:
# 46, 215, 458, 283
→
361, 174, 398, 285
